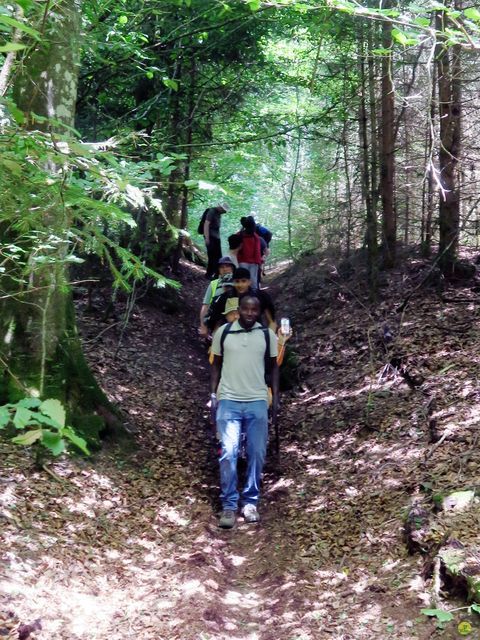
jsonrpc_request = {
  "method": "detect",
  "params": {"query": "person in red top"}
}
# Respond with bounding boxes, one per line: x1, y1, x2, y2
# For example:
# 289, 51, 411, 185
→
237, 216, 262, 285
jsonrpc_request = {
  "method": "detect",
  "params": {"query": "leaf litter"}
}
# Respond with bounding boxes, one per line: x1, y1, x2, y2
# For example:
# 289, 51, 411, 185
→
1, 249, 480, 639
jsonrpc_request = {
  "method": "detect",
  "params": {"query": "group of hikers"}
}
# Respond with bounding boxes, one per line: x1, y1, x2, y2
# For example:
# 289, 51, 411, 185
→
198, 204, 291, 529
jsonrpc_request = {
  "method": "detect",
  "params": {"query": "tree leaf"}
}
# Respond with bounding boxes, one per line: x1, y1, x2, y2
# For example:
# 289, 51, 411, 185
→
248, 0, 261, 10
0, 43, 26, 53
40, 399, 66, 428
13, 406, 33, 429
12, 429, 42, 446
14, 0, 34, 11
0, 14, 40, 37
0, 406, 11, 429
17, 398, 42, 409
162, 77, 178, 91
41, 430, 66, 456
464, 7, 480, 21
63, 426, 90, 455
421, 609, 454, 622
391, 28, 418, 46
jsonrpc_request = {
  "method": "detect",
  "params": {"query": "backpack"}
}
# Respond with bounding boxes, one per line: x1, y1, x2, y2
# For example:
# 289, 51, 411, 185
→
220, 322, 272, 384
197, 208, 211, 235
256, 224, 272, 245
237, 233, 262, 264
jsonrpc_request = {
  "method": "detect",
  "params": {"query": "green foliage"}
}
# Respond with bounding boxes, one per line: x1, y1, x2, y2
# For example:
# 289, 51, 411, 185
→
0, 397, 90, 456
0, 103, 180, 292
421, 608, 454, 623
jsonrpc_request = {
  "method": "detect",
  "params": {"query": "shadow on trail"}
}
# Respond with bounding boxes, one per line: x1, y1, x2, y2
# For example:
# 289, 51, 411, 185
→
1, 258, 453, 640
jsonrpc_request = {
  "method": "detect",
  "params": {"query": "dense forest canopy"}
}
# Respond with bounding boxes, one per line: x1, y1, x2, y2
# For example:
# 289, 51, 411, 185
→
1, 0, 480, 439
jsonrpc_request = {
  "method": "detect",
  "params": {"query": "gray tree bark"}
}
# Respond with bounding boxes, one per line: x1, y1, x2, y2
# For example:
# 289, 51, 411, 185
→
1, 0, 122, 445
436, 11, 461, 275
380, 16, 396, 268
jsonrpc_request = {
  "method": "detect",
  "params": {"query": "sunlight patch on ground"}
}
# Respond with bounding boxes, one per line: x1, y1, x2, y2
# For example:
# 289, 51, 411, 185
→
181, 578, 205, 595
228, 554, 247, 567
358, 602, 382, 623
222, 589, 262, 608
156, 504, 190, 526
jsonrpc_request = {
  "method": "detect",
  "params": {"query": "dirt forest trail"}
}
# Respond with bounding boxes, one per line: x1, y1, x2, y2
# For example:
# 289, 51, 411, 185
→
2, 252, 480, 640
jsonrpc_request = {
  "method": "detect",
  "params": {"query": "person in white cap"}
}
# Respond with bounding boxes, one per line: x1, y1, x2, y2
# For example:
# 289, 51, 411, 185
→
203, 203, 229, 279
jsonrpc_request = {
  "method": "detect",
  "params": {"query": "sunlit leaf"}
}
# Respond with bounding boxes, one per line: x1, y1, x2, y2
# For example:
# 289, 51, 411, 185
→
421, 609, 454, 622
0, 43, 26, 53
162, 77, 178, 91
40, 398, 66, 428
13, 406, 33, 429
464, 7, 480, 21
12, 429, 42, 446
247, 0, 261, 10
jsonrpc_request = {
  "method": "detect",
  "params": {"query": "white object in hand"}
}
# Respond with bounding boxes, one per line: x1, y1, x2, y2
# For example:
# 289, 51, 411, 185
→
280, 317, 290, 335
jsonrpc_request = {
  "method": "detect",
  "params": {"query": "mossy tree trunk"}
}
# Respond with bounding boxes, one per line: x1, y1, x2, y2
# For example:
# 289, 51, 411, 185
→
0, 0, 124, 446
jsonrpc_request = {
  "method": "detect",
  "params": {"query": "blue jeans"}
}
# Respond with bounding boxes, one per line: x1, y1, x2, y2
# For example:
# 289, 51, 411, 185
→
216, 399, 268, 510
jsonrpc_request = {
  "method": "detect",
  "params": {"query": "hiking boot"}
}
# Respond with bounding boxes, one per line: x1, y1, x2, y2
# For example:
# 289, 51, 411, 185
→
242, 504, 260, 523
219, 509, 236, 529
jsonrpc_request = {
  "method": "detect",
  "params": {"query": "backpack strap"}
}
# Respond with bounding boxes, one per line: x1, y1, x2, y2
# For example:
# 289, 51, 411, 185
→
220, 322, 233, 358
262, 327, 271, 375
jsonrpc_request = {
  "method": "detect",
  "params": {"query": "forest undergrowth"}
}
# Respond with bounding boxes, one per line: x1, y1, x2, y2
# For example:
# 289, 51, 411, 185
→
1, 248, 480, 640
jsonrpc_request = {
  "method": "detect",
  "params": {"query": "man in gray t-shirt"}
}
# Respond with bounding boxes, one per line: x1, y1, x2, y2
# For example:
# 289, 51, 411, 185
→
210, 296, 279, 529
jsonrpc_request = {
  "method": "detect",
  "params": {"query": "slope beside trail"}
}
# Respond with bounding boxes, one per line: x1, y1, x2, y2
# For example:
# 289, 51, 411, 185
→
2, 252, 480, 640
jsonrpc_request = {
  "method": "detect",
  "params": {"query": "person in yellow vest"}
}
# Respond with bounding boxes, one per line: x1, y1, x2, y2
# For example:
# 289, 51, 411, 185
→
198, 256, 235, 337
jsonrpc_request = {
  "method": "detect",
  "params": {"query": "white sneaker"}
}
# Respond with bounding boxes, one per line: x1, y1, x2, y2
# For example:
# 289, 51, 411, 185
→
242, 503, 260, 523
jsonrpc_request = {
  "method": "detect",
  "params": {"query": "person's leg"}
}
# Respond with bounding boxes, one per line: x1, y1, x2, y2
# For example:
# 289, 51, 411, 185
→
241, 400, 268, 506
216, 399, 242, 510
206, 237, 222, 279
206, 241, 217, 279
249, 264, 259, 287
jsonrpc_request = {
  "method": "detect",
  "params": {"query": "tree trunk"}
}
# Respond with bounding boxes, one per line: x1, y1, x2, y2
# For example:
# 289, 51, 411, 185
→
341, 120, 353, 258
358, 24, 378, 296
1, 0, 124, 446
172, 53, 196, 271
367, 22, 379, 219
437, 11, 461, 275
380, 15, 396, 268
421, 60, 437, 257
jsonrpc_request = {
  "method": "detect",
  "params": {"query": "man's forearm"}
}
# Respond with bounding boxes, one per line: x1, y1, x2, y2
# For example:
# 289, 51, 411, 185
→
270, 360, 279, 399
204, 220, 210, 244
211, 357, 222, 394
200, 304, 209, 324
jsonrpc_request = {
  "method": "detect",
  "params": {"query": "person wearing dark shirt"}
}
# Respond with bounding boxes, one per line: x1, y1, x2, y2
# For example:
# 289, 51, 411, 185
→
204, 203, 229, 279
206, 267, 276, 333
